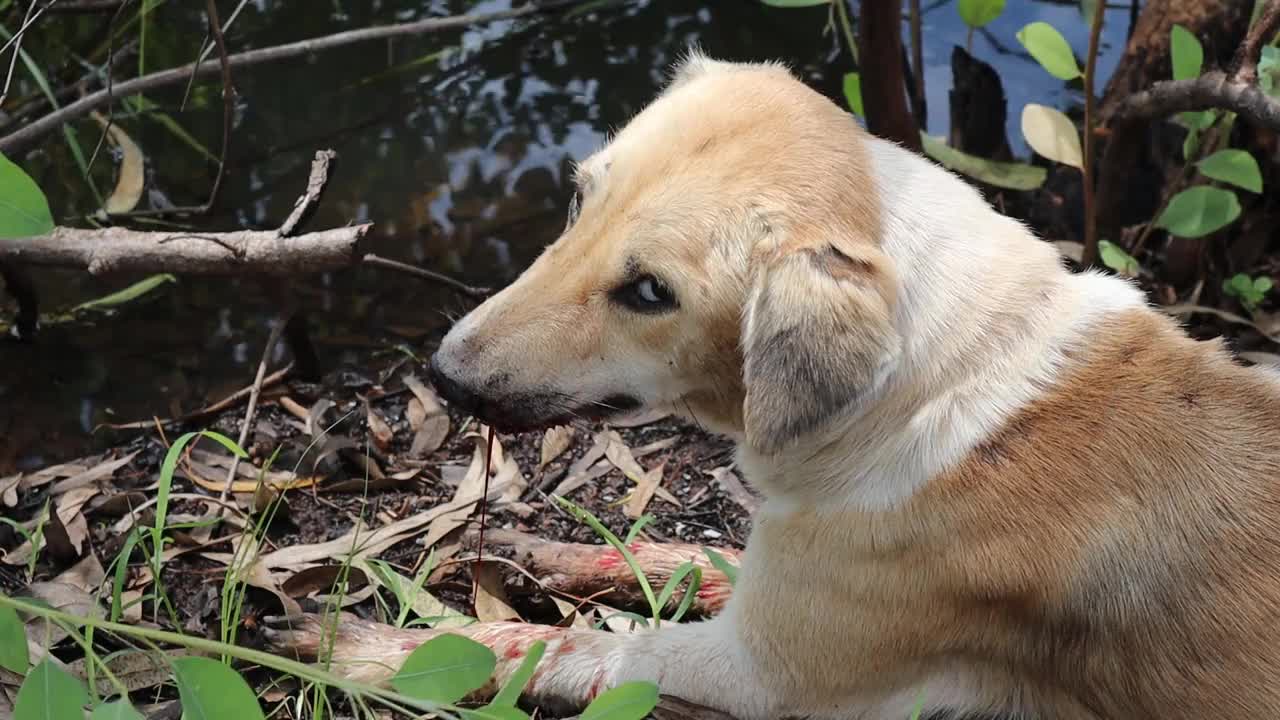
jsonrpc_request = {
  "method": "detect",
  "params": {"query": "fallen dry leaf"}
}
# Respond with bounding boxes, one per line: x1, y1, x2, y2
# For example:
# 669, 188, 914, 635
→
404, 375, 450, 457
539, 426, 574, 468
473, 561, 521, 622
625, 462, 666, 519
552, 597, 593, 629
707, 466, 761, 514
68, 648, 185, 695
54, 553, 105, 594
366, 401, 395, 451
282, 564, 370, 598
607, 408, 668, 428
0, 474, 19, 507
17, 459, 91, 492
46, 451, 138, 495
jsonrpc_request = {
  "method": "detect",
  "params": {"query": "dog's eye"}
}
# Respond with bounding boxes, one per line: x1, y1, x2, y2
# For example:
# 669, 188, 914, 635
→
612, 274, 677, 313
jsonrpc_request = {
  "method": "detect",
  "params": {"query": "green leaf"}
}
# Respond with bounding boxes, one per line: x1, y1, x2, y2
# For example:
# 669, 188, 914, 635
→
958, 0, 1005, 28
842, 72, 864, 118
1257, 276, 1274, 293
1016, 22, 1082, 80
919, 134, 1047, 190
90, 699, 146, 720
0, 152, 54, 239
759, 0, 828, 5
171, 656, 265, 720
1098, 240, 1140, 277
1019, 104, 1083, 169
1197, 149, 1263, 193
580, 682, 660, 720
13, 659, 89, 720
1155, 186, 1242, 238
1183, 127, 1200, 160
702, 548, 739, 586
1258, 46, 1280, 97
0, 602, 28, 673
73, 274, 178, 313
1170, 25, 1203, 81
489, 640, 545, 707
391, 633, 497, 705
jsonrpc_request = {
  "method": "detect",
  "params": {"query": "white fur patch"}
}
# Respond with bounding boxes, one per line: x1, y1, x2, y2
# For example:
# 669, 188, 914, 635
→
738, 136, 1146, 510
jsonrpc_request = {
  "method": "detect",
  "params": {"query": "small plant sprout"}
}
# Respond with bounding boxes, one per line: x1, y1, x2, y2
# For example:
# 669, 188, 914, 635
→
1224, 273, 1274, 313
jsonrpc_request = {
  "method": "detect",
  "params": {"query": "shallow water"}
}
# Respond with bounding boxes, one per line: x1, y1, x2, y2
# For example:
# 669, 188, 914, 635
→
0, 0, 1135, 471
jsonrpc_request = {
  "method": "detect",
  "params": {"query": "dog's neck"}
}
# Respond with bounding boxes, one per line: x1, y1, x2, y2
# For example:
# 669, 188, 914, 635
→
733, 136, 1146, 511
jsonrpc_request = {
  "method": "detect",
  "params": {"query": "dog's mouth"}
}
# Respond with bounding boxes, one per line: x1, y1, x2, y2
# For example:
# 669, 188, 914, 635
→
428, 361, 642, 433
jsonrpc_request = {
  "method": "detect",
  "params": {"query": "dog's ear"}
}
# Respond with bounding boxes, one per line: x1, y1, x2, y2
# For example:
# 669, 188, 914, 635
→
741, 234, 902, 455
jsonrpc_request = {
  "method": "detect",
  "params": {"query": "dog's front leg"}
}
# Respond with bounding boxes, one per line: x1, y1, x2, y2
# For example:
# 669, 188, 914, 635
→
265, 612, 778, 719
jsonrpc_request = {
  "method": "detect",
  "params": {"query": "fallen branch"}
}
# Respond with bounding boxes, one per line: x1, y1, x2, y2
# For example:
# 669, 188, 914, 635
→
0, 1, 580, 154
0, 224, 369, 276
467, 528, 740, 617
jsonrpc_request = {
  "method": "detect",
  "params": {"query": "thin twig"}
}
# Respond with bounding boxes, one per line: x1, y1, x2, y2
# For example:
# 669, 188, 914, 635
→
0, 0, 55, 60
218, 310, 292, 506
0, 1, 582, 154
200, 0, 233, 214
279, 149, 337, 237
85, 0, 130, 179
1233, 0, 1280, 84
0, 0, 38, 107
362, 253, 492, 298
1080, 0, 1105, 268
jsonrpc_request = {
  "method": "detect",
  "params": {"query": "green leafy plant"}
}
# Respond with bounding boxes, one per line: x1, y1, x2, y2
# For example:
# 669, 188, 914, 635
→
13, 658, 91, 720
957, 0, 1005, 51
1016, 22, 1081, 80
1098, 240, 1140, 278
0, 602, 28, 673
172, 656, 267, 720
1223, 273, 1273, 312
1155, 185, 1243, 239
1196, 149, 1263, 193
0, 151, 55, 239
554, 496, 702, 628
72, 275, 178, 313
843, 73, 864, 118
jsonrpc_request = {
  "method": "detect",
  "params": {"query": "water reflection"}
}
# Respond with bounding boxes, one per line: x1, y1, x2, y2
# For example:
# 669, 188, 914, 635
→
0, 0, 1134, 471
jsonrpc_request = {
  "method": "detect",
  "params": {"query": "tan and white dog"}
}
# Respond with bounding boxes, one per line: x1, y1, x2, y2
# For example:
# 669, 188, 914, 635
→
287, 53, 1280, 719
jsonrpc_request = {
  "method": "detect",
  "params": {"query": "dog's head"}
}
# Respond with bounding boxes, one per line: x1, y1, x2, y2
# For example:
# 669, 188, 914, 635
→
430, 52, 901, 455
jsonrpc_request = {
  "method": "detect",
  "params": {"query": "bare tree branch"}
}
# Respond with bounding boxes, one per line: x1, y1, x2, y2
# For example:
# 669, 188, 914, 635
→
0, 1, 581, 155
0, 224, 369, 276
1114, 70, 1280, 131
1234, 0, 1280, 84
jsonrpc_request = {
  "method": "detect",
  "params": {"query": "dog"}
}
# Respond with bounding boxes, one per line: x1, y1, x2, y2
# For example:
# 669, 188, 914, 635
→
408, 52, 1280, 718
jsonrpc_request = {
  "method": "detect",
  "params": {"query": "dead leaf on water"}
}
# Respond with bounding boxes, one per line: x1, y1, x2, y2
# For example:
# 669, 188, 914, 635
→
41, 450, 138, 495
90, 110, 145, 214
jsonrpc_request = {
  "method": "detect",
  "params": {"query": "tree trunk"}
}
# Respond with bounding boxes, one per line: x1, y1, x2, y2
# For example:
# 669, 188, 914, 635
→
857, 0, 921, 152
1095, 0, 1253, 285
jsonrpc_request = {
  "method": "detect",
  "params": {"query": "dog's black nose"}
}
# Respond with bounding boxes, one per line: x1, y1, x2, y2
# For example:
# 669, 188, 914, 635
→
428, 353, 481, 415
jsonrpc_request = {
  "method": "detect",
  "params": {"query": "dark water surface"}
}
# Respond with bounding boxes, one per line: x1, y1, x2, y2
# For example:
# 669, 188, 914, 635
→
0, 0, 1135, 472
